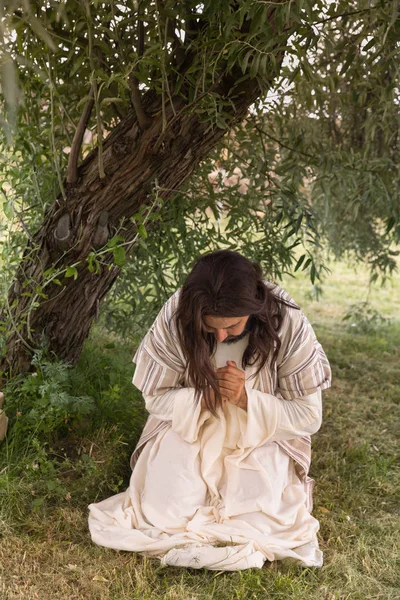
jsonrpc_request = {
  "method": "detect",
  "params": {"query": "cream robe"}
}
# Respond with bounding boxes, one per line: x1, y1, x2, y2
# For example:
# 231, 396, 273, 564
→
88, 330, 325, 570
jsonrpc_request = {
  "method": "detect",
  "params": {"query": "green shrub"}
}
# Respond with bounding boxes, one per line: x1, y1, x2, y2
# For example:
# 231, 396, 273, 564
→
343, 302, 391, 334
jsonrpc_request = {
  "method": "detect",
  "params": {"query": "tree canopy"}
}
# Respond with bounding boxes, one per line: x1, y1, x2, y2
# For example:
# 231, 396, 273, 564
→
0, 0, 400, 372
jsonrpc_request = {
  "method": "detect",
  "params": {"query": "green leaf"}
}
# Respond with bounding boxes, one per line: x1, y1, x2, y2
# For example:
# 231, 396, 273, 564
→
250, 52, 261, 79
294, 254, 306, 271
101, 97, 124, 106
113, 246, 126, 267
339, 47, 356, 76
138, 224, 148, 239
87, 253, 100, 275
301, 60, 313, 82
70, 54, 85, 77
287, 65, 300, 85
310, 263, 317, 284
259, 53, 269, 76
0, 58, 20, 134
65, 266, 78, 280
303, 257, 313, 271
241, 50, 253, 74
106, 235, 125, 249
363, 38, 376, 52
2, 198, 13, 220
27, 15, 57, 51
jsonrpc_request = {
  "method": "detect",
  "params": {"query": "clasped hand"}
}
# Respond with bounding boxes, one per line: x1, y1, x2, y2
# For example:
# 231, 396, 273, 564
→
201, 360, 247, 411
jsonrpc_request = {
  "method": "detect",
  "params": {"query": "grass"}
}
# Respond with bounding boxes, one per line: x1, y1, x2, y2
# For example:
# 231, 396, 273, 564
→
0, 259, 399, 599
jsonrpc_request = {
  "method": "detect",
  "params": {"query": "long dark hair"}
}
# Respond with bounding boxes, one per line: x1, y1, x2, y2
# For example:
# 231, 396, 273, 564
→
174, 250, 298, 416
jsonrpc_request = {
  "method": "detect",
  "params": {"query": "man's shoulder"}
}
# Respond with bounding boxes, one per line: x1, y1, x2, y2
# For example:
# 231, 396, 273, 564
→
162, 287, 182, 316
263, 280, 300, 310
153, 288, 182, 334
262, 280, 306, 345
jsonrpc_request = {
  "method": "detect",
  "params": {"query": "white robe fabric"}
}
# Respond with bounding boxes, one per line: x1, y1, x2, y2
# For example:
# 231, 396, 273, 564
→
88, 335, 323, 570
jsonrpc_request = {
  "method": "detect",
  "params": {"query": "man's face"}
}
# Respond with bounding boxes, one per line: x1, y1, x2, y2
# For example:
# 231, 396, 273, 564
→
203, 315, 251, 344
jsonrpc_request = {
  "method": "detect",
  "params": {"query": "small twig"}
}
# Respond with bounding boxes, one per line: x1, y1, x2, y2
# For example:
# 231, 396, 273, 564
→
67, 86, 94, 184
93, 80, 105, 179
255, 120, 387, 175
128, 3, 151, 130
138, 10, 145, 57
11, 203, 34, 240
4, 293, 36, 352
154, 4, 167, 131
252, 121, 315, 159
48, 65, 67, 203
128, 74, 151, 130
163, 17, 176, 117
183, 6, 207, 50
24, 105, 46, 207
125, 193, 161, 254
153, 71, 225, 153
168, 15, 181, 65
51, 82, 77, 132
84, 0, 106, 179
313, 7, 376, 26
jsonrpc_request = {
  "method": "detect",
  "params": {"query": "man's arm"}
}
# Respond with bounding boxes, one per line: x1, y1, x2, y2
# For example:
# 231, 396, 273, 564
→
132, 292, 214, 443
143, 387, 211, 443
236, 387, 322, 449
214, 359, 322, 448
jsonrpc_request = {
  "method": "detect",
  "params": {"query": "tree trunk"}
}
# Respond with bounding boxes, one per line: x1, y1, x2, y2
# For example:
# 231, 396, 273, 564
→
0, 57, 287, 382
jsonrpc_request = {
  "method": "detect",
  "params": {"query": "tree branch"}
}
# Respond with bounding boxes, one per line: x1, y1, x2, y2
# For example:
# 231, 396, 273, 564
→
138, 13, 145, 57
183, 6, 207, 49
128, 74, 152, 130
128, 3, 151, 130
253, 122, 387, 174
67, 87, 95, 185
252, 122, 314, 159
8, 195, 34, 240
313, 7, 376, 26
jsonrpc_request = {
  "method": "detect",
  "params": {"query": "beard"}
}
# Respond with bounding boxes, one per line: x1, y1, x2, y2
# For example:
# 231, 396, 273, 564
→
222, 315, 255, 344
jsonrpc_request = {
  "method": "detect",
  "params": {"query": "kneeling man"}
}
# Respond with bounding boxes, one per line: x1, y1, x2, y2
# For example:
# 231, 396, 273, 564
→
88, 249, 331, 571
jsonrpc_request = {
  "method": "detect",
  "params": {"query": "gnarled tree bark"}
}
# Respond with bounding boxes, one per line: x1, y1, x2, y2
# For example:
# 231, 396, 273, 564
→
0, 12, 291, 383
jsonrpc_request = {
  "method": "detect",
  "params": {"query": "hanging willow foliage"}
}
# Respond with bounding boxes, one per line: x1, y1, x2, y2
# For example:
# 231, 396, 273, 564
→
0, 0, 399, 371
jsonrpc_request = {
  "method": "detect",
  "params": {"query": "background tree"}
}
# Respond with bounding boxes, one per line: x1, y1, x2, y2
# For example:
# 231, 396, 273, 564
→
0, 0, 399, 381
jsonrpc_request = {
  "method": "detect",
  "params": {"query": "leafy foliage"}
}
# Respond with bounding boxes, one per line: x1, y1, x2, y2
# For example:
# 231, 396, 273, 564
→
4, 348, 95, 441
0, 333, 144, 524
101, 148, 327, 341
343, 301, 392, 334
0, 0, 399, 345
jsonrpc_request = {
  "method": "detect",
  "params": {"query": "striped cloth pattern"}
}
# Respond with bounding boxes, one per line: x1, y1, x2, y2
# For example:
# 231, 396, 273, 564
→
130, 282, 332, 512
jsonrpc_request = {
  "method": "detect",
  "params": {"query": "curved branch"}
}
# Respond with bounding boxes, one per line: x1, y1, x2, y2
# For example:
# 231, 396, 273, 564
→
128, 3, 152, 130
67, 87, 95, 185
129, 74, 152, 130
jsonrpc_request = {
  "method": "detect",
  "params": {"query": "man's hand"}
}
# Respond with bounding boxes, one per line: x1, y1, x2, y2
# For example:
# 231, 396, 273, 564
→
216, 360, 247, 411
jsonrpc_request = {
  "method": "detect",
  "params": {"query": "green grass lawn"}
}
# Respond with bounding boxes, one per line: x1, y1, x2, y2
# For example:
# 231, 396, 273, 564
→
0, 260, 399, 600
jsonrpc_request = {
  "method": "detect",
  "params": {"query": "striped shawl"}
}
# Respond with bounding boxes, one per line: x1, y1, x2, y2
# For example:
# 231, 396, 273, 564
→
130, 282, 332, 512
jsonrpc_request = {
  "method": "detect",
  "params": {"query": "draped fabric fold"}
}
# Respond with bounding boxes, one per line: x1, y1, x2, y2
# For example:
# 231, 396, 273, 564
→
88, 282, 332, 570
130, 282, 331, 508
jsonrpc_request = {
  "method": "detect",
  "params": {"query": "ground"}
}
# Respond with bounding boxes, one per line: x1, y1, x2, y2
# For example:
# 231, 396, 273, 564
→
0, 260, 399, 600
